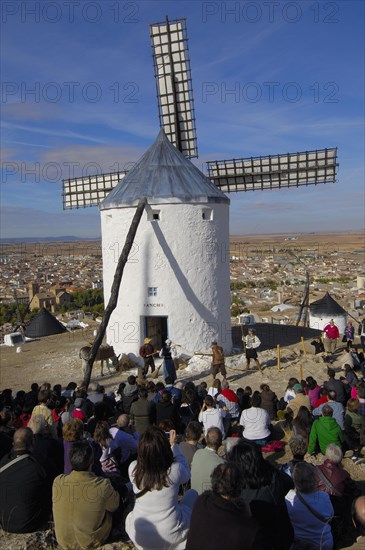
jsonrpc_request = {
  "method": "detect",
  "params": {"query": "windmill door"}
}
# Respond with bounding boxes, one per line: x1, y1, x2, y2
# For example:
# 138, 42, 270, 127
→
144, 316, 168, 349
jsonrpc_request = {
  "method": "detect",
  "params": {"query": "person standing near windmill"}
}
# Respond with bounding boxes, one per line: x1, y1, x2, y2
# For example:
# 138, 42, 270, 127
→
322, 318, 339, 357
139, 337, 157, 378
211, 341, 227, 381
159, 339, 178, 383
244, 329, 262, 371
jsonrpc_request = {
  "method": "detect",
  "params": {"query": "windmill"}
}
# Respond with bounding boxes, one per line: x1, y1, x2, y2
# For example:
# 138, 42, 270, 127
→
62, 17, 338, 363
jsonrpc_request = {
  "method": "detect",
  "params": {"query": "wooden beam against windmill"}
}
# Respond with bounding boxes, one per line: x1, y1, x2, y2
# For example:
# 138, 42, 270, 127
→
296, 270, 310, 327
82, 198, 146, 389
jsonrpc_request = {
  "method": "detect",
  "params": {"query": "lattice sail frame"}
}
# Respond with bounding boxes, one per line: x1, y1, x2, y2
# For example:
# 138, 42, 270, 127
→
63, 171, 127, 209
207, 148, 338, 192
150, 17, 198, 158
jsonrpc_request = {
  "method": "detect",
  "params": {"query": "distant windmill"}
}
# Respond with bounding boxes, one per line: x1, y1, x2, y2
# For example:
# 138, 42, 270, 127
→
62, 17, 338, 363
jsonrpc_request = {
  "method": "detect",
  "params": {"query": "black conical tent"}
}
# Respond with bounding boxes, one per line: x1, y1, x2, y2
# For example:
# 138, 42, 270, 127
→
309, 292, 346, 316
25, 308, 67, 338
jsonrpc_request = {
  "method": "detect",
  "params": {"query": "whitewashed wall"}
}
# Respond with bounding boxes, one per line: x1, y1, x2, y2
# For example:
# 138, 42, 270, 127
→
309, 313, 347, 334
101, 201, 232, 356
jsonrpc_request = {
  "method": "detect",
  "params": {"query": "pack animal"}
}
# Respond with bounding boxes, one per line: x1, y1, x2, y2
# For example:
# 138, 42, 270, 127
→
79, 344, 120, 376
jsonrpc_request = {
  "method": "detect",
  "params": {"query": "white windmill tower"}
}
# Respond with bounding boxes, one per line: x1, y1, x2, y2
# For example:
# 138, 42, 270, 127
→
62, 17, 338, 360
100, 129, 231, 356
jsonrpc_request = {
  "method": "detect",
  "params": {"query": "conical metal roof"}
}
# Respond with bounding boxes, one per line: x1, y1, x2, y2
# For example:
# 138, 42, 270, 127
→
100, 129, 229, 210
24, 308, 67, 338
309, 292, 347, 315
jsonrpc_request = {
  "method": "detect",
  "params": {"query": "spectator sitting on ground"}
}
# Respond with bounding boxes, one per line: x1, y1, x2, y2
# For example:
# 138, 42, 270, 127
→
284, 378, 300, 404
313, 390, 345, 430
286, 384, 311, 419
310, 338, 325, 355
324, 368, 348, 406
155, 390, 181, 432
305, 376, 321, 408
93, 421, 120, 478
356, 382, 365, 417
61, 382, 77, 399
228, 439, 294, 550
196, 381, 208, 403
62, 418, 84, 474
0, 427, 51, 533
198, 395, 227, 437
239, 392, 271, 446
163, 377, 183, 406
25, 382, 39, 407
285, 462, 334, 550
86, 381, 102, 403
259, 383, 278, 420
317, 444, 355, 497
236, 386, 252, 411
340, 349, 355, 369
179, 421, 203, 469
119, 377, 139, 415
308, 404, 343, 456
179, 387, 200, 432
216, 379, 240, 420
52, 440, 120, 549
27, 414, 63, 481
186, 462, 271, 550
125, 427, 197, 550
313, 387, 329, 409
280, 435, 308, 477
292, 406, 314, 444
30, 389, 54, 430
191, 427, 224, 495
342, 496, 365, 550
207, 378, 221, 399
343, 398, 365, 464
317, 444, 358, 548
86, 401, 109, 438
109, 414, 139, 476
129, 387, 155, 435
342, 364, 359, 389
71, 397, 87, 422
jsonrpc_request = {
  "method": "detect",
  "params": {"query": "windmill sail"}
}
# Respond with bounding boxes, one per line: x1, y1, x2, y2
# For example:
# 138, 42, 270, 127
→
150, 17, 198, 159
63, 170, 127, 209
207, 147, 338, 192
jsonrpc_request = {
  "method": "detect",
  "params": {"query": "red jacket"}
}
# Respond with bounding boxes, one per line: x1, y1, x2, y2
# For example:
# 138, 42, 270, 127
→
323, 324, 339, 339
220, 388, 238, 403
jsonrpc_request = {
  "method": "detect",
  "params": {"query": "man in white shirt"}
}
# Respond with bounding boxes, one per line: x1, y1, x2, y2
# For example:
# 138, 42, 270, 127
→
198, 395, 227, 437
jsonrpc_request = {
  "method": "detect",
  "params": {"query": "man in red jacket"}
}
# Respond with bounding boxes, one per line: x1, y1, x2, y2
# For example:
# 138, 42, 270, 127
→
323, 319, 340, 356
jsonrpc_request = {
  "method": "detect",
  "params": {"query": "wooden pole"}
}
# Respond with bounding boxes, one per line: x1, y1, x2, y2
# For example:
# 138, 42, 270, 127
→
277, 344, 281, 369
82, 198, 147, 389
301, 336, 307, 356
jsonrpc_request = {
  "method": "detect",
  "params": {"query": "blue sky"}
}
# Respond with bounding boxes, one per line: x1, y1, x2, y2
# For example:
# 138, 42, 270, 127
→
1, 0, 364, 238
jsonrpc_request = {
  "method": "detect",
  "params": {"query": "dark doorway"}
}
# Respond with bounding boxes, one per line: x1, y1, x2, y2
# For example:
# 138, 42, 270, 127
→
144, 316, 168, 349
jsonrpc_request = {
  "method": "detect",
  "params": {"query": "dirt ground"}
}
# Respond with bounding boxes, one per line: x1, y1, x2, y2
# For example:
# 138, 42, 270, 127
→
1, 326, 364, 549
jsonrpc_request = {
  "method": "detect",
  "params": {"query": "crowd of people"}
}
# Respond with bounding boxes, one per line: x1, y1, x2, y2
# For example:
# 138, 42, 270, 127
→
1, 355, 365, 549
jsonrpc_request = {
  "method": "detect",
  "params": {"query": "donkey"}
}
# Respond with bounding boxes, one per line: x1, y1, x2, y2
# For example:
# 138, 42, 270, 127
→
79, 344, 120, 377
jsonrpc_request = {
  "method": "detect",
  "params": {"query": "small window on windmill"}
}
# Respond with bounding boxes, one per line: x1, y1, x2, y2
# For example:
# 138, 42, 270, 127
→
148, 210, 161, 221
202, 208, 213, 221
148, 287, 157, 297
